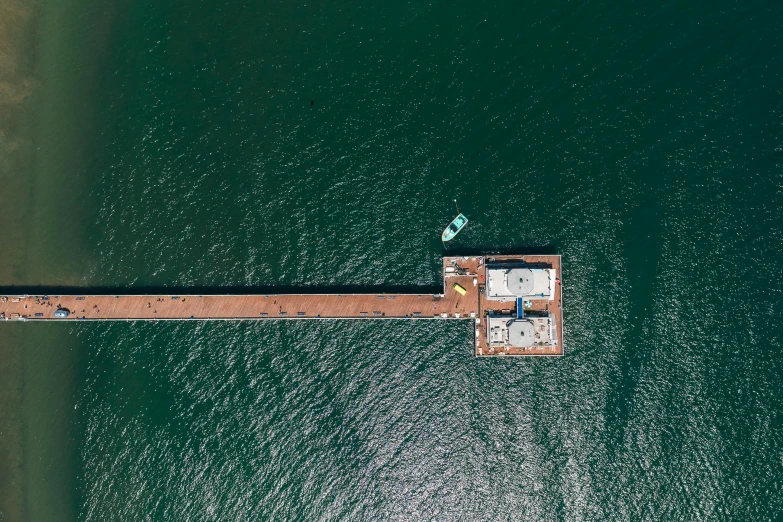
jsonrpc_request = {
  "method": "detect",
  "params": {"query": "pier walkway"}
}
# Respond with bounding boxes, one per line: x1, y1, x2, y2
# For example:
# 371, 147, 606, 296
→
0, 255, 562, 357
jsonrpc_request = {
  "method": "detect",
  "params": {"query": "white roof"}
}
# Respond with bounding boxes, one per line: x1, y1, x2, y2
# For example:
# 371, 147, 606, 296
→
488, 317, 555, 348
486, 268, 555, 300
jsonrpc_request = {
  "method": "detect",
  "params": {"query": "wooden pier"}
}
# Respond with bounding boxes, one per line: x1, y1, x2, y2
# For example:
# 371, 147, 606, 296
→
0, 255, 563, 357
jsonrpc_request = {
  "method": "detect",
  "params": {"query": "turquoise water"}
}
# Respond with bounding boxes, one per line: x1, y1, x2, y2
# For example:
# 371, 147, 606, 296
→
2, 0, 783, 519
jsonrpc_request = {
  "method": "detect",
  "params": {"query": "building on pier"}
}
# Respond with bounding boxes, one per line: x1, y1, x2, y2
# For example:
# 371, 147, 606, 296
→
482, 261, 559, 351
485, 266, 556, 302
487, 315, 556, 351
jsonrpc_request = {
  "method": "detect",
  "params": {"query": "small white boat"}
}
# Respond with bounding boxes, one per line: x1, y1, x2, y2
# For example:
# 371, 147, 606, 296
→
442, 213, 468, 242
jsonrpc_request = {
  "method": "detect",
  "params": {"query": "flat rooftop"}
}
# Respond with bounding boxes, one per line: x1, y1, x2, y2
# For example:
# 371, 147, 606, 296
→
487, 316, 556, 350
486, 267, 556, 301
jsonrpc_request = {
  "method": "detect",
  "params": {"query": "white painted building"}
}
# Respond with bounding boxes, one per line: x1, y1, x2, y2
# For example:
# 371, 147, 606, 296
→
485, 267, 556, 301
487, 316, 556, 349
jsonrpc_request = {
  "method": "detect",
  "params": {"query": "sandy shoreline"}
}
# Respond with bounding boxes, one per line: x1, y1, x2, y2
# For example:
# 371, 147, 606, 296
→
0, 0, 38, 283
1, 0, 124, 516
0, 2, 39, 519
0, 330, 24, 522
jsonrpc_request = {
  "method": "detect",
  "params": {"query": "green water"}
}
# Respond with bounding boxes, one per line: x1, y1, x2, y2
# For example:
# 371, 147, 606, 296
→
1, 0, 782, 520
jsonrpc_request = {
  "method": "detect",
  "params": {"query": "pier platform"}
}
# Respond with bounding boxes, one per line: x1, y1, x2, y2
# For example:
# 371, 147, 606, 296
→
0, 255, 563, 357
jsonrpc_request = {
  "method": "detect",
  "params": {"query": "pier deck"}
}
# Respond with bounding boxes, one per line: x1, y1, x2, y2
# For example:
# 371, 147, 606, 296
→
0, 255, 563, 357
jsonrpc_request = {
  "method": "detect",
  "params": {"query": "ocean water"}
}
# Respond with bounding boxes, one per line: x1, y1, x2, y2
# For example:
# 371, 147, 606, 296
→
1, 0, 782, 520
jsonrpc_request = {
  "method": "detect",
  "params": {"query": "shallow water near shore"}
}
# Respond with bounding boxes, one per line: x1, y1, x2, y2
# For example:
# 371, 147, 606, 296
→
2, 0, 783, 520
0, 0, 114, 519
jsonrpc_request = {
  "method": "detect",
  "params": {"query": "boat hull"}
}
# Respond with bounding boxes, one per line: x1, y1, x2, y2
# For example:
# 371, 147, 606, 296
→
442, 213, 468, 241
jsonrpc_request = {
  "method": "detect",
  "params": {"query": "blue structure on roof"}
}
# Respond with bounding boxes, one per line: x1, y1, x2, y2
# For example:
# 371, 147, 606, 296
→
516, 298, 524, 318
